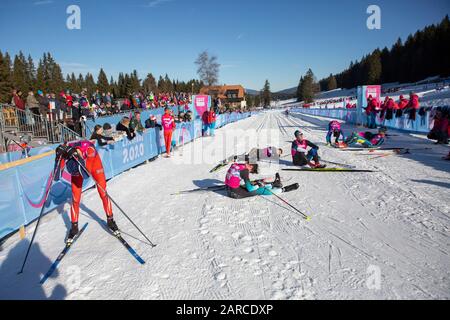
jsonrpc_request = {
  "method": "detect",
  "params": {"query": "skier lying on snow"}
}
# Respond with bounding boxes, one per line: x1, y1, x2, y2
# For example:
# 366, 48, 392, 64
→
326, 120, 346, 147
225, 163, 299, 199
211, 147, 283, 174
292, 130, 326, 169
54, 140, 119, 243
345, 128, 386, 148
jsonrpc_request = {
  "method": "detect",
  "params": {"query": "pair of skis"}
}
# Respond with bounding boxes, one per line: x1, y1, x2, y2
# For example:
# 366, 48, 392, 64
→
283, 167, 376, 173
40, 223, 145, 285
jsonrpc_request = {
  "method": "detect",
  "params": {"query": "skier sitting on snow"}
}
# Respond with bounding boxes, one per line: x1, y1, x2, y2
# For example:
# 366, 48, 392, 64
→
345, 128, 386, 148
225, 163, 297, 199
54, 141, 119, 243
326, 120, 346, 147
292, 130, 325, 168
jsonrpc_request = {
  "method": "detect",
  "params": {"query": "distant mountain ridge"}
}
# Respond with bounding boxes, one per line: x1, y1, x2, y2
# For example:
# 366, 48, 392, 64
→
246, 87, 297, 96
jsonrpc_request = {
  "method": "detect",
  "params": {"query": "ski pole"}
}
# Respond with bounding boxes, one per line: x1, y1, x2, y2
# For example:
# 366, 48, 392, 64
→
267, 189, 311, 221
173, 185, 227, 195
18, 157, 62, 274
72, 157, 157, 248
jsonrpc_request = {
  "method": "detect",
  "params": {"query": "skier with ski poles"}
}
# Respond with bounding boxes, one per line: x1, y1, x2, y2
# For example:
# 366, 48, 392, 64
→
54, 141, 119, 243
291, 130, 326, 169
224, 163, 298, 199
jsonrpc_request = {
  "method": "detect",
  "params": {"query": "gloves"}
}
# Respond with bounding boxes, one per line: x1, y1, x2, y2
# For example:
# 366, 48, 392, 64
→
66, 146, 79, 159
55, 145, 79, 161
55, 145, 68, 161
255, 180, 265, 187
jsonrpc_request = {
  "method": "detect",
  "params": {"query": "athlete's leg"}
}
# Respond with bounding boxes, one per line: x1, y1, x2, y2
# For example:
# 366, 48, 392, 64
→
70, 175, 83, 223
88, 154, 113, 218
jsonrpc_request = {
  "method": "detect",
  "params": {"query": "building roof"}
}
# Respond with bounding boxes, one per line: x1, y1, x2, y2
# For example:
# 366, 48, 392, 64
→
200, 85, 246, 100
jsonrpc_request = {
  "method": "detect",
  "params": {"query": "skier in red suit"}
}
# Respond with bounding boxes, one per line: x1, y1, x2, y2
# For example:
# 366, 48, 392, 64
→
55, 140, 118, 243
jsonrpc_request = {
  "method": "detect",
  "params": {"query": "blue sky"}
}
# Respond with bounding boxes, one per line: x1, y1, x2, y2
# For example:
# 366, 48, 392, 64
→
0, 0, 449, 91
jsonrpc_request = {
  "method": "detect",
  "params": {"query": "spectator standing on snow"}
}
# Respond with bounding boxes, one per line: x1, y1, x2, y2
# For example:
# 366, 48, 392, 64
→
161, 107, 176, 157
405, 92, 420, 122
428, 110, 449, 145
396, 95, 409, 118
208, 106, 217, 137
36, 90, 49, 120
26, 90, 40, 116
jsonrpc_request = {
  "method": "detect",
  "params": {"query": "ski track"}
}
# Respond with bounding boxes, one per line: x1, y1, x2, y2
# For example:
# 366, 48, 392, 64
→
0, 111, 449, 300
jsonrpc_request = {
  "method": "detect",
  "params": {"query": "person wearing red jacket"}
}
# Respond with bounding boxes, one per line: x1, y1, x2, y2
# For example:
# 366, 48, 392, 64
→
161, 107, 176, 157
405, 92, 420, 121
396, 95, 409, 118
202, 110, 209, 137
207, 107, 217, 137
397, 95, 409, 109
55, 141, 118, 243
12, 90, 26, 111
407, 92, 420, 110
428, 110, 449, 144
365, 95, 378, 129
383, 97, 397, 122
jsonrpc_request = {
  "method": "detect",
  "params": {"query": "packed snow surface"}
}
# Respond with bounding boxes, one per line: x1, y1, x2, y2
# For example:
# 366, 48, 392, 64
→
0, 111, 449, 300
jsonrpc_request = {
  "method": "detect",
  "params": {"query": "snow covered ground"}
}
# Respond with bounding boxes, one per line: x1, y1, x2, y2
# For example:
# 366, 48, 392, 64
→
0, 111, 449, 300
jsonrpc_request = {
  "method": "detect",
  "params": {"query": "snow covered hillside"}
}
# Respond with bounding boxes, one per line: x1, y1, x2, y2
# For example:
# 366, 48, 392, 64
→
0, 111, 449, 300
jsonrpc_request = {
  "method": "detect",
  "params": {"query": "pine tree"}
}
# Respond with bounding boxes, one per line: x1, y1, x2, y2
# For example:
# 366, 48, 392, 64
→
0, 50, 14, 102
97, 68, 109, 93
300, 69, 317, 103
366, 49, 382, 84
296, 76, 304, 102
326, 74, 337, 91
142, 73, 157, 94
84, 73, 96, 95
77, 73, 85, 92
117, 73, 125, 97
164, 74, 173, 92
12, 51, 28, 94
26, 54, 36, 91
69, 73, 78, 93
262, 80, 271, 108
131, 70, 141, 93
158, 75, 165, 92
123, 73, 132, 96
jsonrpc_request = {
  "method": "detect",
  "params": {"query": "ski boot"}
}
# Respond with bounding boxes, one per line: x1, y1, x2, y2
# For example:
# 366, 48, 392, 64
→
67, 222, 79, 245
272, 173, 283, 189
107, 217, 120, 236
308, 162, 326, 169
282, 183, 300, 193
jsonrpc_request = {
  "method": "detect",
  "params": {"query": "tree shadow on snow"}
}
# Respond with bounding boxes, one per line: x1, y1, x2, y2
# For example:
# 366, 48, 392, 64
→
0, 239, 67, 300
410, 179, 450, 189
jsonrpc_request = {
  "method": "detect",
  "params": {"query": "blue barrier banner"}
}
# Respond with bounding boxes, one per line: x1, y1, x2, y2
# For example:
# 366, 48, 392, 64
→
0, 112, 252, 240
292, 108, 432, 133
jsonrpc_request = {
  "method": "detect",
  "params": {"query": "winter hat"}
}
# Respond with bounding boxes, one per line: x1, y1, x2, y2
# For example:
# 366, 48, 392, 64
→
37, 90, 43, 95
